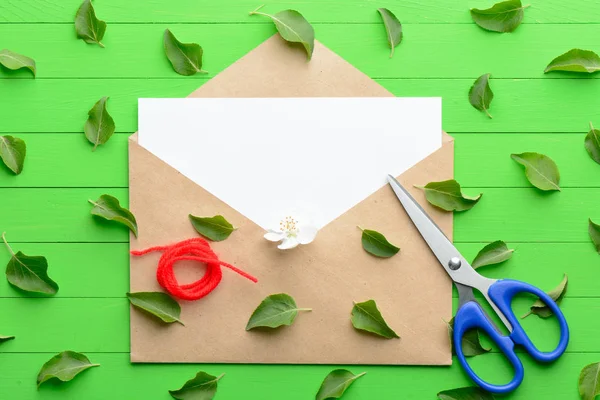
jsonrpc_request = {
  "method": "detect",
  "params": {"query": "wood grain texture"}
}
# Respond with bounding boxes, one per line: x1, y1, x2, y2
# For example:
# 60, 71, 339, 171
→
0, 0, 598, 398
2, 24, 600, 79
0, 79, 599, 133
1, 0, 600, 23
0, 352, 596, 399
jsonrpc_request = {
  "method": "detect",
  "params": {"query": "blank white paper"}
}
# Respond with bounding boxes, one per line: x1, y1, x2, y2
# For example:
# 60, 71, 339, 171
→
138, 97, 442, 230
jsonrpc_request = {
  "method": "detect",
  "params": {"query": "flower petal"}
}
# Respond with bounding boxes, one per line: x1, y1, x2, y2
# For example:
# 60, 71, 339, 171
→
264, 230, 284, 242
297, 225, 318, 245
278, 237, 299, 250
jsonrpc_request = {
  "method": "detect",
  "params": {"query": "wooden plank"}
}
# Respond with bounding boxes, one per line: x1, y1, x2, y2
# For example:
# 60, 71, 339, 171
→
0, 188, 130, 242
0, 134, 129, 187
1, 0, 600, 23
455, 133, 600, 188
453, 187, 599, 242
0, 243, 128, 298
0, 297, 591, 353
1, 187, 598, 242
2, 133, 598, 188
0, 79, 599, 133
459, 242, 597, 297
2, 24, 600, 79
0, 243, 592, 298
0, 352, 592, 399
0, 298, 128, 352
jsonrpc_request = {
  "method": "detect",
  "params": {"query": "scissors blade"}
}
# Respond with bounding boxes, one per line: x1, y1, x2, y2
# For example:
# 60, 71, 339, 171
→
386, 175, 494, 292
386, 175, 512, 331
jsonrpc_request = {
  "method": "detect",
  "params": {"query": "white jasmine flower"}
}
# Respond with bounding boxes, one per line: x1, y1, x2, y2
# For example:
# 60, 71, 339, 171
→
264, 216, 318, 250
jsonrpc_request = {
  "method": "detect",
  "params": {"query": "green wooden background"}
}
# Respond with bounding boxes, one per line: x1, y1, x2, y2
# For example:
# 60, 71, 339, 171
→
1, 0, 600, 398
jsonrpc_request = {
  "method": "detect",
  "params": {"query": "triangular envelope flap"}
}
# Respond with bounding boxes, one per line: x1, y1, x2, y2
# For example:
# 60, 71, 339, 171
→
129, 35, 453, 141
129, 35, 454, 365
188, 36, 392, 98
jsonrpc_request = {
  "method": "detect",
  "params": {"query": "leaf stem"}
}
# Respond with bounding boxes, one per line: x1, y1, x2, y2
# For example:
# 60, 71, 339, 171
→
98, 42, 105, 49
249, 4, 266, 15
590, 121, 595, 131
88, 199, 98, 206
355, 372, 367, 379
249, 10, 271, 18
216, 373, 225, 381
520, 310, 532, 319
484, 108, 493, 119
357, 226, 364, 231
1, 232, 15, 257
297, 308, 312, 312
523, 4, 532, 9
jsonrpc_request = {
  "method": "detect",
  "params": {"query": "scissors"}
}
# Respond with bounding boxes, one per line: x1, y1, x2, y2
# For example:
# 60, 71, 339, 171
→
387, 175, 569, 394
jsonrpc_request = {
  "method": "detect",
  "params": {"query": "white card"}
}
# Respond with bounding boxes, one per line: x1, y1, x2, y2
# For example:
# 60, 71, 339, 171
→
138, 98, 442, 230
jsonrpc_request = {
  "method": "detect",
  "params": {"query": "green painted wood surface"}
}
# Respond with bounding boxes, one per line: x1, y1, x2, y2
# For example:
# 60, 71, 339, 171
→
1, 79, 599, 133
1, 0, 600, 23
2, 24, 600, 79
0, 1, 598, 399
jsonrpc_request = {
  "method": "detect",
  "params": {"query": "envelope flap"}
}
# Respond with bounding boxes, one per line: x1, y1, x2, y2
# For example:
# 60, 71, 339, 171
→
129, 35, 453, 142
189, 36, 392, 98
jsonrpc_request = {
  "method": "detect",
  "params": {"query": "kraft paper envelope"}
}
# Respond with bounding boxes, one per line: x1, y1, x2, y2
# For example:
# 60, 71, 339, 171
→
129, 35, 454, 365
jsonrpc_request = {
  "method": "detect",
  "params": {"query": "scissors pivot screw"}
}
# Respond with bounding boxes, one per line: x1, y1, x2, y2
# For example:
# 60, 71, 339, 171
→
448, 257, 462, 270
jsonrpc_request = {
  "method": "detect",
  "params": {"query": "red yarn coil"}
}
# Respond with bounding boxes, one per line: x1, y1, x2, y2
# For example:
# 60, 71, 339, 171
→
130, 237, 257, 301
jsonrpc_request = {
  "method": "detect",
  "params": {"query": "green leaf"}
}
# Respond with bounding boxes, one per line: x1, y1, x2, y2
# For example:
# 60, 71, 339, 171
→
0, 49, 36, 76
169, 371, 224, 400
0, 335, 15, 345
589, 219, 600, 254
84, 97, 115, 151
37, 351, 99, 388
416, 180, 482, 212
0, 135, 26, 174
377, 8, 402, 58
437, 386, 494, 400
585, 122, 600, 165
163, 29, 207, 76
511, 152, 561, 191
246, 293, 311, 330
579, 362, 600, 400
315, 369, 366, 400
75, 0, 106, 48
522, 274, 568, 319
351, 299, 399, 339
127, 292, 183, 325
88, 194, 138, 237
468, 73, 494, 119
189, 214, 236, 242
447, 318, 490, 357
249, 6, 315, 60
471, 240, 514, 269
2, 232, 59, 295
470, 0, 529, 33
544, 49, 600, 74
359, 227, 400, 258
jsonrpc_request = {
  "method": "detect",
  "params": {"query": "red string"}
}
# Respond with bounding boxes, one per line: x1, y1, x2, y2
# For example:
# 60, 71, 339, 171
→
130, 237, 257, 301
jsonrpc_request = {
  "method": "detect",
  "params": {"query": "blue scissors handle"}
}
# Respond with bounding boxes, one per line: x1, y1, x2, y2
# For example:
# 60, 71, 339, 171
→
453, 279, 569, 394
488, 279, 570, 361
